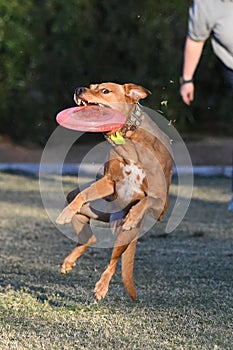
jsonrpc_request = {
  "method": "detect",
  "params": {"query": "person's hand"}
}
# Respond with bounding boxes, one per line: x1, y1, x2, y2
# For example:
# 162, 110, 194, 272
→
180, 82, 194, 105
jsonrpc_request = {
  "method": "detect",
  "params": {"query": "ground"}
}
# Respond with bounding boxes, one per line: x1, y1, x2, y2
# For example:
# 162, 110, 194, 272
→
0, 133, 233, 348
0, 173, 232, 349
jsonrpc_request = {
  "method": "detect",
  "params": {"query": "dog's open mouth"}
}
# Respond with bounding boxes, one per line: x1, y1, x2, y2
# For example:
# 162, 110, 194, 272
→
74, 96, 108, 109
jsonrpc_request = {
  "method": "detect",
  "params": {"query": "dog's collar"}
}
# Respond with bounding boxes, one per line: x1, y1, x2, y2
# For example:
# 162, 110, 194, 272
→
105, 104, 143, 145
120, 104, 143, 136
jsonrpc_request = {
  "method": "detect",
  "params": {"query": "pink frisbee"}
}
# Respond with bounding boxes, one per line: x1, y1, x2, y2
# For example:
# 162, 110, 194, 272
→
56, 105, 126, 132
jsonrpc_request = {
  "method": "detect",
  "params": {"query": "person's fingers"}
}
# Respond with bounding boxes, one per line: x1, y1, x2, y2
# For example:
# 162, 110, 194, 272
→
180, 83, 194, 105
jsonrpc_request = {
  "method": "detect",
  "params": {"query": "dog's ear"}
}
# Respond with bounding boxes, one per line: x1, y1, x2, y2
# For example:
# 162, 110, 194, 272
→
124, 84, 152, 102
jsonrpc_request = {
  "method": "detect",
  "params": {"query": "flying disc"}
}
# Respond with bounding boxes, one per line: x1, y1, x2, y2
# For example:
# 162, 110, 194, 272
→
56, 105, 126, 132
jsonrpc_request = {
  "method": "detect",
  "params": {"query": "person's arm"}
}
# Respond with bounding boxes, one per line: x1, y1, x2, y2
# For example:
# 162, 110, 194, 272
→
180, 36, 205, 105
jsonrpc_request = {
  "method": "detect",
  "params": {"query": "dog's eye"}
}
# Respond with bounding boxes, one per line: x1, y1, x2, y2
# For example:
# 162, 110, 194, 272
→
101, 88, 110, 94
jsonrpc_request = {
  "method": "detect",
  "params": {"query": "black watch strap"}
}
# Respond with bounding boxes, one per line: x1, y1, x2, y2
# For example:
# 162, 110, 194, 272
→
180, 77, 194, 85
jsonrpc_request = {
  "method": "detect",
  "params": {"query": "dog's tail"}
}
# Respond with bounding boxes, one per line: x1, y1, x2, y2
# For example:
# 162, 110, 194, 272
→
121, 239, 137, 302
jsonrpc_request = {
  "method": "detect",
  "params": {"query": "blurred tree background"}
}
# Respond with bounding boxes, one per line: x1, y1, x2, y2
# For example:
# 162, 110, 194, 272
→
0, 0, 232, 145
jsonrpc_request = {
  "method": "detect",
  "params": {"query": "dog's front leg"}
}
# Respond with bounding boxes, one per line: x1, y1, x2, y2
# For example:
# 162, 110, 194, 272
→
122, 196, 165, 231
56, 175, 115, 225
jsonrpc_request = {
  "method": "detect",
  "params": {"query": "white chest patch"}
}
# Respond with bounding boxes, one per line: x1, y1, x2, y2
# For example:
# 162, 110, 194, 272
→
117, 161, 146, 202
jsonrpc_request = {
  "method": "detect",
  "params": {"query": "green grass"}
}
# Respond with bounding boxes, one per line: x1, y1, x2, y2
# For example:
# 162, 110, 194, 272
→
0, 173, 233, 349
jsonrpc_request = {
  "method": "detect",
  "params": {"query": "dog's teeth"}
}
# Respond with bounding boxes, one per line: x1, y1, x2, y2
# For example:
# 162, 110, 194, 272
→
76, 99, 87, 106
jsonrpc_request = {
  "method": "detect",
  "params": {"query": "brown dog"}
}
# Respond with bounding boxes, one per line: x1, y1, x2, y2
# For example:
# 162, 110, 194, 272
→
56, 82, 173, 301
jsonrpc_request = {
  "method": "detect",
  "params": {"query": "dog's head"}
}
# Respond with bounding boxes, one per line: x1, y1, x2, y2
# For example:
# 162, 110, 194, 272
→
74, 82, 151, 117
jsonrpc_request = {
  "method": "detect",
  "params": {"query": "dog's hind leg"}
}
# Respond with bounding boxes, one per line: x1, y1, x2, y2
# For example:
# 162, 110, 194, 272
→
94, 221, 143, 301
61, 194, 112, 274
61, 213, 96, 274
94, 242, 129, 301
121, 238, 137, 302
121, 215, 146, 301
61, 187, 101, 274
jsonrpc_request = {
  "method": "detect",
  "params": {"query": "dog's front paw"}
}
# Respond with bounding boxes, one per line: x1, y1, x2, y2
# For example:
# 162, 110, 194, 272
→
122, 214, 139, 231
122, 220, 137, 231
56, 206, 76, 225
122, 205, 143, 231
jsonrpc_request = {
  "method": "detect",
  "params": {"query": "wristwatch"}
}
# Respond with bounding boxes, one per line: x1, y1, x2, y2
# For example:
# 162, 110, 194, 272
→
180, 77, 194, 85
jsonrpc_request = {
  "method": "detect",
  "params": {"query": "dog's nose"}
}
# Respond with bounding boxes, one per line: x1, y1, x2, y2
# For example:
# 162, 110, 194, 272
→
75, 87, 86, 96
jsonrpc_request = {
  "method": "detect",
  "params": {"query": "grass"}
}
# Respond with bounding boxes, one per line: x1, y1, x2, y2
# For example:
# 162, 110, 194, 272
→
0, 172, 233, 349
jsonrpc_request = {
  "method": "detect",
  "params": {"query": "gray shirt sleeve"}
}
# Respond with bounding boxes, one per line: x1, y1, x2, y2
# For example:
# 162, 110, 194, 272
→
187, 0, 233, 69
188, 0, 213, 41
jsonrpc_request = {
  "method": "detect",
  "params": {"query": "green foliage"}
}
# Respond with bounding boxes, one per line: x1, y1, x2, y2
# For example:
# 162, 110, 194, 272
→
0, 0, 232, 144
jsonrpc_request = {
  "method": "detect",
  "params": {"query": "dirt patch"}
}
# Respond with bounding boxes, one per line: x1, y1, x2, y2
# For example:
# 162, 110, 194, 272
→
185, 136, 233, 165
0, 136, 42, 163
0, 135, 232, 165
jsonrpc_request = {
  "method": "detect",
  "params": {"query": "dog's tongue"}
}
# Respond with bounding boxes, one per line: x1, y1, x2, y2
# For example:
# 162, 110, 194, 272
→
56, 105, 126, 132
